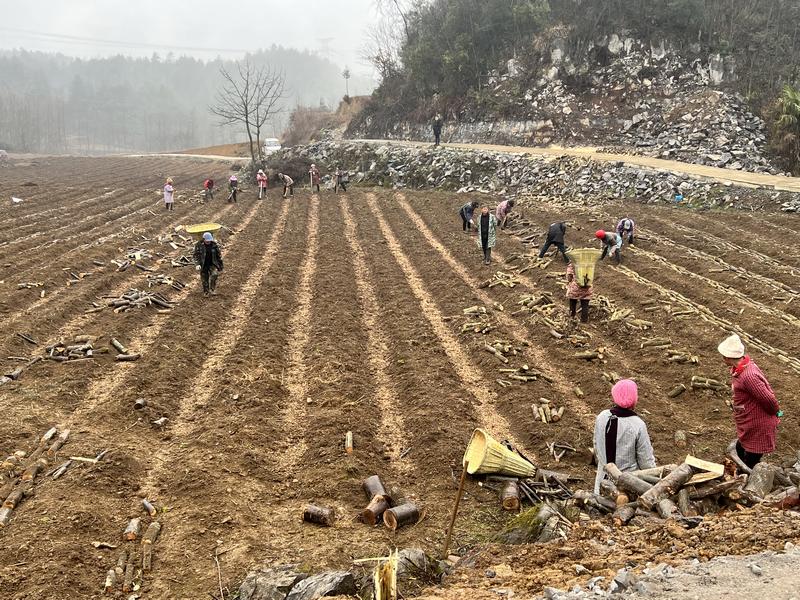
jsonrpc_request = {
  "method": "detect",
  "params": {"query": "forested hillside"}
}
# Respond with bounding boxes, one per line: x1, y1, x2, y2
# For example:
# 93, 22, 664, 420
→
0, 47, 372, 153
353, 0, 800, 170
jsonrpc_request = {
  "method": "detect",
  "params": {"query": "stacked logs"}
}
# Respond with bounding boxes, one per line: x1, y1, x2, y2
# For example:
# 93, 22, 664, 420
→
146, 274, 185, 291
45, 335, 105, 362
573, 452, 800, 528
105, 503, 162, 593
97, 289, 173, 314
484, 339, 526, 364
1, 427, 69, 527
532, 399, 566, 424
479, 271, 522, 289
484, 468, 576, 513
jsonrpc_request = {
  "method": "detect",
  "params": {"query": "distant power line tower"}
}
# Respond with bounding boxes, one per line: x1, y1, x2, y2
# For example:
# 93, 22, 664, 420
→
316, 37, 335, 61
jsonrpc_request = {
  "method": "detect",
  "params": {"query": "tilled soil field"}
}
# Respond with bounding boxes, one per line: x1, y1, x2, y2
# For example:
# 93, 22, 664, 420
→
0, 156, 798, 599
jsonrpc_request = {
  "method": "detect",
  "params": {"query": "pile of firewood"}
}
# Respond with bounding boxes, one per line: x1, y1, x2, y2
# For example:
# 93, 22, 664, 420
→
104, 505, 162, 593
574, 448, 800, 528
44, 336, 140, 362
85, 288, 173, 314
146, 273, 185, 291
303, 475, 422, 532
479, 271, 522, 289
0, 427, 71, 526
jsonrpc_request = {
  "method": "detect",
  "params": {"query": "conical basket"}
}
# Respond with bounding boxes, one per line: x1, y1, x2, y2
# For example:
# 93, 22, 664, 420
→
462, 429, 536, 477
566, 248, 603, 287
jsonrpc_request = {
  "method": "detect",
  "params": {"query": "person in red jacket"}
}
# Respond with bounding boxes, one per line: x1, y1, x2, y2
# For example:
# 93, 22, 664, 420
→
203, 178, 214, 201
718, 333, 781, 469
256, 170, 268, 199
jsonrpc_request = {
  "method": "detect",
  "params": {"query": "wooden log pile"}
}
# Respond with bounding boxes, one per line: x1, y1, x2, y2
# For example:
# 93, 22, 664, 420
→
146, 274, 185, 291
531, 399, 566, 424
496, 363, 553, 388
45, 335, 104, 362
16, 282, 44, 290
103, 503, 162, 593
356, 474, 422, 531
479, 271, 522, 289
1, 427, 71, 527
88, 288, 174, 314
170, 255, 194, 268
573, 452, 800, 529
483, 467, 577, 513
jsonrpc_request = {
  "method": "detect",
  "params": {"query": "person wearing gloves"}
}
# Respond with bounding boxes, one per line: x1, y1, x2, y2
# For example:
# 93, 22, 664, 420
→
593, 379, 656, 494
539, 221, 569, 262
309, 164, 321, 193
495, 198, 515, 230
476, 205, 497, 265
193, 232, 224, 297
718, 333, 781, 469
163, 177, 175, 211
616, 218, 635, 245
459, 200, 479, 232
256, 169, 268, 199
596, 229, 623, 264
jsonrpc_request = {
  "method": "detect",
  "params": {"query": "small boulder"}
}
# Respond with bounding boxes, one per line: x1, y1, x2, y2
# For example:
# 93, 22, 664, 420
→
285, 571, 356, 600
239, 565, 307, 600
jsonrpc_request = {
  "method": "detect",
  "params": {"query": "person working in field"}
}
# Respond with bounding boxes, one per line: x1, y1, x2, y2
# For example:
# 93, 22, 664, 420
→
593, 379, 657, 494
596, 229, 623, 264
495, 198, 515, 230
476, 205, 497, 265
459, 200, 479, 233
163, 177, 175, 211
194, 232, 224, 297
309, 164, 321, 193
539, 221, 569, 262
256, 169, 268, 199
616, 217, 635, 245
718, 333, 781, 469
227, 174, 239, 203
334, 167, 348, 193
277, 172, 294, 198
203, 178, 214, 201
564, 248, 601, 324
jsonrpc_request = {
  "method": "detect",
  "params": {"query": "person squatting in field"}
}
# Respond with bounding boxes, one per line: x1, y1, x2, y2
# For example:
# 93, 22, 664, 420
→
617, 217, 635, 245
593, 379, 657, 494
495, 198, 515, 230
476, 205, 497, 265
596, 229, 623, 263
459, 200, 479, 232
163, 177, 174, 211
539, 221, 569, 262
228, 174, 239, 202
309, 164, 321, 193
256, 169, 268, 199
194, 232, 224, 297
718, 333, 781, 469
277, 172, 294, 198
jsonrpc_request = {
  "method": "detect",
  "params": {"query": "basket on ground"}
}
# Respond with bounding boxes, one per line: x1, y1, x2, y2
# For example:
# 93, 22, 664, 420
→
462, 428, 536, 477
185, 222, 223, 241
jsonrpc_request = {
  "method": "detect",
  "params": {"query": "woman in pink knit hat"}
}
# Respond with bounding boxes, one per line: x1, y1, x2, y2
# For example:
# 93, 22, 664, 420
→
593, 379, 657, 493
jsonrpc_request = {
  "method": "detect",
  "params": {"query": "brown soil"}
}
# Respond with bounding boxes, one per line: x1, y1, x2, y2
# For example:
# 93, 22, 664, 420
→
0, 158, 798, 599
174, 142, 252, 158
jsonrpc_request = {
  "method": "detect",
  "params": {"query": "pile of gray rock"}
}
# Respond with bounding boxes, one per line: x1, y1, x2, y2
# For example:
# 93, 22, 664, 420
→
281, 140, 790, 210
538, 542, 800, 599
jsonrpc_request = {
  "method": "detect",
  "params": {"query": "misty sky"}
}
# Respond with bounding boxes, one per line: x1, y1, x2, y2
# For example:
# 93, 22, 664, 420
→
0, 0, 378, 74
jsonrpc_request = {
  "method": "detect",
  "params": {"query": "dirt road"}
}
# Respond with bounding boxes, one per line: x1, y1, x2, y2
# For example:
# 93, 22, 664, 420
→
0, 156, 798, 598
353, 139, 800, 192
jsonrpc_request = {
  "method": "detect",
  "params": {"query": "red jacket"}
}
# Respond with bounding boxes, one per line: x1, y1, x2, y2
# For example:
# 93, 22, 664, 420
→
731, 358, 780, 454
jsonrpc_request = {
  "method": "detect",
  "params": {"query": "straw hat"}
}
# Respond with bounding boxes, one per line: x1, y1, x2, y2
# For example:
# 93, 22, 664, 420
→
718, 333, 745, 359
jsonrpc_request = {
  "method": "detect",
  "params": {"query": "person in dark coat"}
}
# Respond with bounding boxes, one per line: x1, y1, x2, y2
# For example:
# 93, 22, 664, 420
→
539, 221, 569, 261
432, 114, 443, 146
459, 201, 479, 232
194, 232, 224, 297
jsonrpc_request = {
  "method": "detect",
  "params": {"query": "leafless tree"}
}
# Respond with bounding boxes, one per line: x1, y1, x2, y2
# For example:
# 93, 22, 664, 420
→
210, 59, 286, 165
362, 0, 413, 80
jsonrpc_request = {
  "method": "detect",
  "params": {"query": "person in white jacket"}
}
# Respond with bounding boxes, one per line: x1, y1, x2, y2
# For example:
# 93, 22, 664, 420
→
593, 378, 656, 494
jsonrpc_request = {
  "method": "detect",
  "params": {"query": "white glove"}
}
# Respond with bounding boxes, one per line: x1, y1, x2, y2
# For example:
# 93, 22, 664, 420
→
195, 265, 201, 271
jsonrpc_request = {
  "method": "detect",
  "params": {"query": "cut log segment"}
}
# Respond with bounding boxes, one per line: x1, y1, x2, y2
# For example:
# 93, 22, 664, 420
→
115, 550, 127, 578
362, 494, 390, 526
123, 518, 141, 541
500, 481, 521, 511
384, 503, 421, 531
345, 431, 353, 454
142, 499, 157, 517
605, 463, 653, 497
362, 475, 389, 502
639, 463, 696, 510
674, 430, 687, 448
0, 507, 12, 527
21, 458, 48, 482
667, 384, 687, 398
573, 490, 616, 513
612, 502, 637, 527
47, 429, 70, 458
688, 476, 746, 500
142, 521, 162, 545
103, 569, 117, 594
656, 498, 679, 519
122, 562, 134, 592
302, 505, 335, 527
110, 338, 128, 355
115, 353, 141, 362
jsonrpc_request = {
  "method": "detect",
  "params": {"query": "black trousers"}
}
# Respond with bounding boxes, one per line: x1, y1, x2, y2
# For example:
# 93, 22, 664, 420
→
335, 181, 347, 192
461, 215, 473, 231
539, 239, 568, 261
201, 267, 219, 293
434, 131, 441, 145
482, 245, 492, 263
569, 298, 590, 323
736, 440, 763, 469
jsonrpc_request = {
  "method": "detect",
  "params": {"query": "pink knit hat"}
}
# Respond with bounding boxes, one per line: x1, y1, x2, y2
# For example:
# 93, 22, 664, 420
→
611, 379, 638, 409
